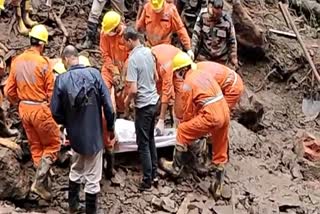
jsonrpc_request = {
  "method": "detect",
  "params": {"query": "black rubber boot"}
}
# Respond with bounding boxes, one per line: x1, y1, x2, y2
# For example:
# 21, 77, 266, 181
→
85, 193, 97, 214
31, 157, 52, 201
189, 139, 208, 177
209, 164, 225, 200
69, 180, 84, 214
105, 150, 114, 180
76, 21, 98, 50
159, 144, 188, 177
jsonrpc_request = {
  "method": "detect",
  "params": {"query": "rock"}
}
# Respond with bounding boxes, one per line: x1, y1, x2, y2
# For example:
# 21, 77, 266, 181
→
161, 196, 178, 213
108, 200, 121, 214
221, 185, 232, 200
177, 194, 194, 214
233, 88, 264, 131
151, 196, 162, 208
60, 202, 68, 210
187, 208, 199, 214
204, 199, 215, 210
46, 210, 60, 214
213, 205, 233, 214
0, 147, 30, 200
0, 206, 14, 214
198, 181, 210, 194
290, 164, 302, 179
188, 202, 205, 211
160, 186, 173, 196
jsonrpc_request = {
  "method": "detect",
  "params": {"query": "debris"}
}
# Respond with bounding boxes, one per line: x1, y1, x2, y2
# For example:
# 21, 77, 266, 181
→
296, 132, 320, 161
0, 147, 30, 200
109, 200, 121, 214
160, 186, 173, 196
213, 205, 233, 214
187, 208, 199, 214
152, 196, 162, 208
161, 197, 178, 213
177, 194, 194, 214
269, 29, 297, 38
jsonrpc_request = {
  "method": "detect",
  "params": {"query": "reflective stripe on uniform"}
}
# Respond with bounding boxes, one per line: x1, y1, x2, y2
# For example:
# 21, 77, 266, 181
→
21, 100, 46, 105
202, 93, 224, 106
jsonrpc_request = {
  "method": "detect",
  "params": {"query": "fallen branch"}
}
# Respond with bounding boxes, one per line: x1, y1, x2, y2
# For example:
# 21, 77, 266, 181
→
52, 10, 69, 54
269, 29, 297, 38
279, 2, 320, 84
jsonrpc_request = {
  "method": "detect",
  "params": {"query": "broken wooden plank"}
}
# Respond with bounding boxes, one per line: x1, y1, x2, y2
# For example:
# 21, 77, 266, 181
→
269, 29, 296, 38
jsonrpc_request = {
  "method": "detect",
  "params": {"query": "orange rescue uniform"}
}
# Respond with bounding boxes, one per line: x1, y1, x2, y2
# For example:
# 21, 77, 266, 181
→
4, 47, 60, 167
151, 44, 184, 119
197, 61, 244, 110
136, 1, 191, 50
100, 24, 129, 150
177, 67, 230, 164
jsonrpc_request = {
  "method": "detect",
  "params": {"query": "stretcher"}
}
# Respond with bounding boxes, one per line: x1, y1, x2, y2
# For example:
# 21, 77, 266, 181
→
113, 119, 176, 153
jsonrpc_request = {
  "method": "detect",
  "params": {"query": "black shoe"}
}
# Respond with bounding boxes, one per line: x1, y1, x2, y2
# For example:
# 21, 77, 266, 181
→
138, 181, 152, 192
69, 180, 85, 214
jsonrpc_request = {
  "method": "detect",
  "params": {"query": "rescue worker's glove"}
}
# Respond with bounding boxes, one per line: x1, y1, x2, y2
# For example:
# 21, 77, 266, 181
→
155, 119, 165, 136
187, 50, 195, 61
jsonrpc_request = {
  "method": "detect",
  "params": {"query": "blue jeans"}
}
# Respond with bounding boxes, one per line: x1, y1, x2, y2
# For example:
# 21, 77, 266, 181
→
135, 103, 159, 184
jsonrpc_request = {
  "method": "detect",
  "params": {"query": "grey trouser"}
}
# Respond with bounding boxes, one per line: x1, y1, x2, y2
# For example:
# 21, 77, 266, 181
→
88, 0, 124, 23
69, 150, 103, 194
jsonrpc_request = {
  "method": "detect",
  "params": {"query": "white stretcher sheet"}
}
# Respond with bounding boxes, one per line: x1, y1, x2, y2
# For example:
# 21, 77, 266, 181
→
114, 119, 176, 153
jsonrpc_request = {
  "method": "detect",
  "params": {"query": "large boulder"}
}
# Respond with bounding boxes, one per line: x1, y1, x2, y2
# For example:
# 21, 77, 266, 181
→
0, 146, 30, 200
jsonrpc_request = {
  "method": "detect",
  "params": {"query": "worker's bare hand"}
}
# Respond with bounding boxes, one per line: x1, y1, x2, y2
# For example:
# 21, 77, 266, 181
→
108, 131, 115, 141
230, 57, 239, 70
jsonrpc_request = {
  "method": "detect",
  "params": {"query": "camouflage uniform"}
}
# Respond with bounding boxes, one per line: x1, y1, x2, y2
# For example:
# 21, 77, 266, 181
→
191, 8, 237, 65
179, 0, 206, 36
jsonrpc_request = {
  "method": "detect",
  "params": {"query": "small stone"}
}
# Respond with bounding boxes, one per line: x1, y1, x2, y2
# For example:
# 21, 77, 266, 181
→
213, 205, 233, 214
188, 208, 199, 214
151, 196, 162, 208
221, 185, 232, 200
46, 210, 60, 214
160, 186, 173, 196
161, 196, 177, 213
38, 200, 50, 207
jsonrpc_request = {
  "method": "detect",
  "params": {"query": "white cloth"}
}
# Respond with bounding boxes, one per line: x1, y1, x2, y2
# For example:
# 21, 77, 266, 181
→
114, 119, 176, 153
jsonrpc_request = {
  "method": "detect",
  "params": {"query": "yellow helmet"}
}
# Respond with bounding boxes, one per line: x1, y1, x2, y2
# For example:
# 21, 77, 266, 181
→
29, 24, 49, 44
0, 0, 5, 10
151, 0, 165, 10
101, 11, 121, 33
53, 56, 91, 74
172, 52, 193, 72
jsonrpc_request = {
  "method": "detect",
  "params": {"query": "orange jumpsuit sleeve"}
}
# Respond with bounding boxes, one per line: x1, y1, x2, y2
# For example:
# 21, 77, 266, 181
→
100, 33, 119, 74
181, 82, 194, 122
42, 58, 55, 101
161, 68, 174, 104
171, 7, 191, 50
136, 6, 146, 32
4, 67, 18, 104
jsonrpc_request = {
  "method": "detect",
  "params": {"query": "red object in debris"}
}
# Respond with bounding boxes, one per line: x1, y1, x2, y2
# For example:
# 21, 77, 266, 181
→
299, 132, 320, 161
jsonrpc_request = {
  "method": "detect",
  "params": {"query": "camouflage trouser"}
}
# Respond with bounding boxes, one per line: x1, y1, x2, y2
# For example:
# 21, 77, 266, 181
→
88, 0, 124, 24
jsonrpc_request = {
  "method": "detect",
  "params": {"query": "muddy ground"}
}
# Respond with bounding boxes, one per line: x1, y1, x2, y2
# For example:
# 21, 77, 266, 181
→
1, 0, 320, 213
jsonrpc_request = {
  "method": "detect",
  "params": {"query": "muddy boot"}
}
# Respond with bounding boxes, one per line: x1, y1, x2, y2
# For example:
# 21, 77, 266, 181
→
69, 180, 85, 214
209, 164, 225, 200
31, 157, 52, 201
189, 139, 208, 177
85, 193, 97, 214
104, 149, 114, 180
76, 21, 98, 50
23, 0, 38, 27
159, 144, 188, 177
16, 6, 29, 35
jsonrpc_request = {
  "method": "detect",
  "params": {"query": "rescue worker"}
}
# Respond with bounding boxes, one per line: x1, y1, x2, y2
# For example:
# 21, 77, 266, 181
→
197, 61, 244, 110
4, 24, 60, 201
191, 0, 238, 68
151, 44, 183, 135
2, 0, 38, 35
51, 45, 115, 214
99, 10, 129, 179
159, 52, 230, 199
77, 0, 125, 49
52, 55, 91, 77
136, 0, 194, 60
